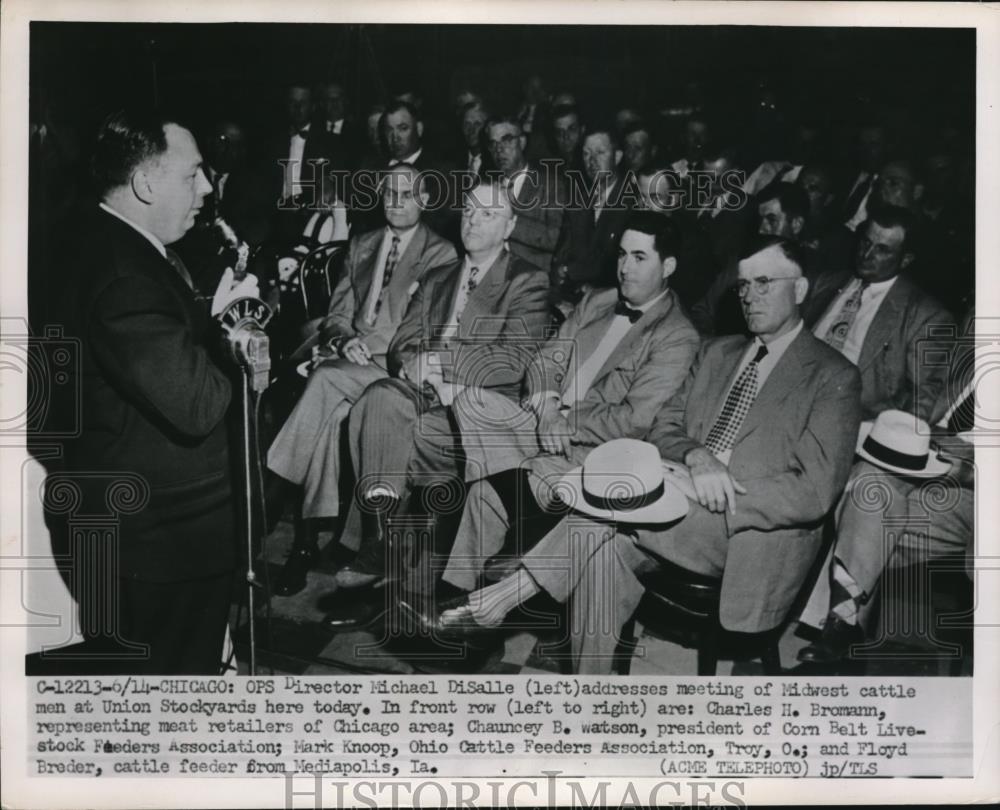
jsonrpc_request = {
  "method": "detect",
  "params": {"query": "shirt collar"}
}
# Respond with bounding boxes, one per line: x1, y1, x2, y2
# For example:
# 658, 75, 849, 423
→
464, 246, 504, 277
99, 202, 167, 259
627, 288, 670, 314
385, 223, 419, 253
756, 318, 803, 357
855, 274, 898, 294
390, 147, 423, 167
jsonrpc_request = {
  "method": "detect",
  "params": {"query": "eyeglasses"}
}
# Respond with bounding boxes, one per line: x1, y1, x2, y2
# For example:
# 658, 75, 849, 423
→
462, 206, 504, 221
488, 134, 520, 150
735, 276, 798, 296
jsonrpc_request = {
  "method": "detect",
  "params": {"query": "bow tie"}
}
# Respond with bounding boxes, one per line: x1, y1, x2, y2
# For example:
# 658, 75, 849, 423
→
614, 301, 643, 323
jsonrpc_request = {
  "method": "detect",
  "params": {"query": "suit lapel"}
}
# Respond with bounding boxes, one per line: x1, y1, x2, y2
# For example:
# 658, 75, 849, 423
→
589, 292, 675, 386
695, 339, 749, 442
734, 330, 816, 444
458, 251, 510, 338
384, 224, 428, 313
353, 230, 384, 311
856, 277, 905, 371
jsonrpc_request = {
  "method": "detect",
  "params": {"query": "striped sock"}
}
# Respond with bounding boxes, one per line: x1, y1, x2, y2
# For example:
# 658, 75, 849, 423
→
829, 557, 863, 625
466, 568, 540, 627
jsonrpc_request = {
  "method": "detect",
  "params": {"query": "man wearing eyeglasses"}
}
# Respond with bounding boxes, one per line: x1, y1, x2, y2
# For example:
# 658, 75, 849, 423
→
266, 164, 457, 595
410, 236, 861, 673
319, 181, 550, 626
483, 116, 565, 278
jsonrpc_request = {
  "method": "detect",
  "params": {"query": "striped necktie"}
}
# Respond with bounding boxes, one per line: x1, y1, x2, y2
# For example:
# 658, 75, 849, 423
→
370, 234, 400, 322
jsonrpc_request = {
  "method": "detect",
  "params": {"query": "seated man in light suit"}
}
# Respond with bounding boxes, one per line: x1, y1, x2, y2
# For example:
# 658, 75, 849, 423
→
267, 163, 457, 594
439, 211, 700, 594
411, 237, 862, 674
804, 204, 954, 423
798, 307, 975, 665
327, 180, 551, 609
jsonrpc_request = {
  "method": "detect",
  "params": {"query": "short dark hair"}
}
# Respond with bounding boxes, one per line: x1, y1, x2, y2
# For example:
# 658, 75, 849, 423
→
551, 103, 581, 124
739, 234, 807, 274
91, 109, 174, 197
483, 114, 522, 135
621, 211, 679, 260
757, 183, 810, 225
583, 124, 621, 151
622, 120, 653, 140
863, 203, 918, 254
382, 99, 422, 124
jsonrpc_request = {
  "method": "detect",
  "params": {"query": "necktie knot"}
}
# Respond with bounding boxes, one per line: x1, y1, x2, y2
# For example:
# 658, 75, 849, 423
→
614, 300, 643, 323
752, 343, 769, 364
467, 266, 481, 293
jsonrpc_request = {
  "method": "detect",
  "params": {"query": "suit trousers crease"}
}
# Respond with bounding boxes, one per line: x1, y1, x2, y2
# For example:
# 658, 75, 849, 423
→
267, 358, 387, 518
345, 378, 462, 573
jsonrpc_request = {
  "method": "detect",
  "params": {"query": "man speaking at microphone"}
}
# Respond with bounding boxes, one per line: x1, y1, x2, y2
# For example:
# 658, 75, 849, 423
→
56, 110, 258, 674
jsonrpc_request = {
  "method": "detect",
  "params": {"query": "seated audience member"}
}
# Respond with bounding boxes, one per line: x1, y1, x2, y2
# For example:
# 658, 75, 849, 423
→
266, 163, 457, 595
517, 74, 553, 162
685, 142, 754, 276
314, 79, 359, 172
437, 212, 699, 594
798, 307, 975, 665
622, 121, 658, 176
633, 163, 717, 309
323, 181, 550, 618
409, 237, 861, 674
459, 101, 489, 177
552, 126, 633, 302
842, 121, 890, 232
805, 206, 954, 423
482, 115, 565, 276
549, 104, 585, 176
671, 113, 711, 178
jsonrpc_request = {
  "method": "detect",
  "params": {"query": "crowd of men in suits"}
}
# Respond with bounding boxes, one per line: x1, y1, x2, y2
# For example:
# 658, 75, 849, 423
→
40, 72, 976, 675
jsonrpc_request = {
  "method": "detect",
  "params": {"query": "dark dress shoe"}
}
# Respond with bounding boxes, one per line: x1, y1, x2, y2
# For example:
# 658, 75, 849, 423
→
273, 547, 316, 597
797, 615, 864, 664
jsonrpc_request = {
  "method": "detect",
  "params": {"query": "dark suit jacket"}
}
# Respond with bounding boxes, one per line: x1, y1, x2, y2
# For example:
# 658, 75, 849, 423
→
59, 207, 235, 581
647, 328, 862, 631
388, 250, 551, 400
317, 222, 457, 357
554, 173, 634, 289
804, 273, 954, 421
504, 164, 566, 274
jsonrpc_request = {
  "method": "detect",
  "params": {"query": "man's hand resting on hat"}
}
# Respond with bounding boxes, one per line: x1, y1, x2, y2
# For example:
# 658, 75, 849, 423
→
537, 398, 572, 457
684, 447, 746, 514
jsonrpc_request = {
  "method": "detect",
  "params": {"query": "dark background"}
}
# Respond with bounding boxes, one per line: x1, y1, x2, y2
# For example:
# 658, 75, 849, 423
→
31, 23, 974, 150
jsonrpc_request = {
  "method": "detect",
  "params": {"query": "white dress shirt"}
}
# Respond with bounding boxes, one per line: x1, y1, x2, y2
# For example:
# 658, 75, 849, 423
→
363, 224, 420, 324
812, 275, 898, 365
559, 289, 669, 408
844, 172, 877, 232
389, 147, 423, 167
713, 319, 804, 465
285, 123, 310, 199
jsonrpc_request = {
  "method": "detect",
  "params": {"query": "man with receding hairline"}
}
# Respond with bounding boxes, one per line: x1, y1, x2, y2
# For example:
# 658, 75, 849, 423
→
319, 181, 550, 624
55, 110, 257, 673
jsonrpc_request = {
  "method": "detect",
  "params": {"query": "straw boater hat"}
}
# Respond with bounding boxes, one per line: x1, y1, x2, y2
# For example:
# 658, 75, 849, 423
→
558, 439, 688, 523
856, 410, 951, 477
